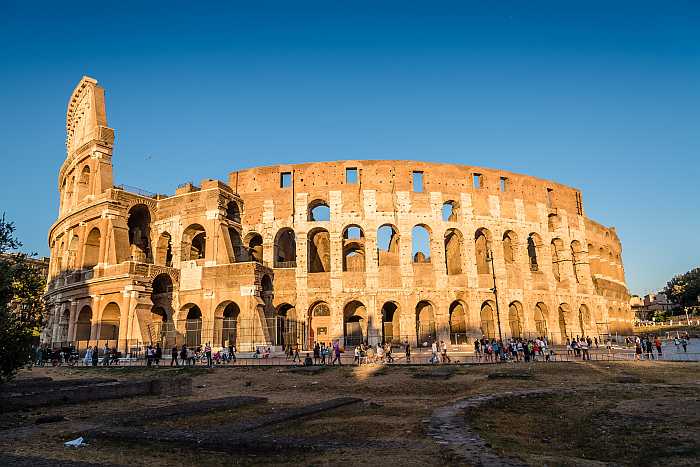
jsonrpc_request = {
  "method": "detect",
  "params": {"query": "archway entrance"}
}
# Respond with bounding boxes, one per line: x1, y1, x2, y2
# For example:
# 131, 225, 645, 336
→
381, 302, 400, 345
449, 301, 468, 344
344, 301, 367, 347
416, 301, 435, 347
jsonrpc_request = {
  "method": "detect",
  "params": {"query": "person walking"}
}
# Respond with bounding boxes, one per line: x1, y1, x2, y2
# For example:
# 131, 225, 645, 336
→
332, 340, 342, 365
431, 341, 439, 364
170, 345, 179, 366
155, 343, 162, 366
180, 345, 188, 366
204, 342, 213, 367
654, 336, 663, 358
313, 342, 320, 365
441, 340, 451, 364
229, 343, 236, 364
91, 345, 99, 366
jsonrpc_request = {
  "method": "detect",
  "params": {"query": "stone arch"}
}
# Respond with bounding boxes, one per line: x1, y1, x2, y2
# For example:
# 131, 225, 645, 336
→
98, 302, 120, 341
475, 228, 492, 274
308, 301, 331, 347
480, 300, 496, 339
442, 200, 459, 221
415, 300, 436, 345
308, 228, 330, 272
182, 224, 206, 261
342, 225, 365, 272
245, 232, 263, 263
502, 230, 517, 264
67, 234, 79, 269
412, 224, 431, 263
578, 304, 591, 337
274, 228, 297, 267
225, 200, 241, 223
127, 204, 153, 263
534, 302, 548, 338
180, 303, 203, 348
444, 228, 463, 275
308, 199, 330, 221
377, 224, 400, 266
76, 165, 91, 201
155, 232, 173, 267
75, 305, 92, 341
275, 302, 300, 348
380, 301, 400, 344
548, 213, 561, 232
449, 300, 468, 344
527, 233, 542, 271
228, 227, 245, 262
508, 301, 524, 338
343, 300, 367, 346
215, 301, 240, 347
82, 227, 101, 268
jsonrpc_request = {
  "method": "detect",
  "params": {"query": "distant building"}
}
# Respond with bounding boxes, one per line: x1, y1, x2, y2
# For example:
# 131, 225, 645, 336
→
631, 292, 675, 321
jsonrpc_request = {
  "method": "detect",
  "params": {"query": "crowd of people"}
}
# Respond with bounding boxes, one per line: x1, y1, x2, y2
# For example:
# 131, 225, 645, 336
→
473, 336, 553, 363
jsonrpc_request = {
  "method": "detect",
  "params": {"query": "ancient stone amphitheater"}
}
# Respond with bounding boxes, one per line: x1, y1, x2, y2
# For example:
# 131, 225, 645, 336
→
42, 77, 633, 352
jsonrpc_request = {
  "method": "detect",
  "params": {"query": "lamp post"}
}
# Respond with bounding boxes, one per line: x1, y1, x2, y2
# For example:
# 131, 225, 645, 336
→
486, 249, 503, 342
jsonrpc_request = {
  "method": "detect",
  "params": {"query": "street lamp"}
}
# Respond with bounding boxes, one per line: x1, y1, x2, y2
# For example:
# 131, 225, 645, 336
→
486, 249, 503, 342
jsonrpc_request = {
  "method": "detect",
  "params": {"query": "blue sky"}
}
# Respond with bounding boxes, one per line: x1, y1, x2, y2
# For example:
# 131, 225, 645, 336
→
0, 1, 698, 295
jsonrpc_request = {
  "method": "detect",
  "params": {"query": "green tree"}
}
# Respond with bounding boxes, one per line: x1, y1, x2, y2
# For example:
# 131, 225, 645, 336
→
0, 214, 46, 383
663, 267, 700, 311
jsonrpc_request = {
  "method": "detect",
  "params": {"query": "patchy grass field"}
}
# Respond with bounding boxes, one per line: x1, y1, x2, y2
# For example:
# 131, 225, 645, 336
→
1, 361, 697, 466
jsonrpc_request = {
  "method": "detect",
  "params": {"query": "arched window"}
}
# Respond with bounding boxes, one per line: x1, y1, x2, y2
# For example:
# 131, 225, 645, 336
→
502, 231, 516, 264
182, 224, 206, 261
578, 305, 591, 337
76, 165, 91, 201
342, 225, 365, 272
83, 228, 101, 268
128, 204, 153, 263
475, 228, 491, 274
308, 199, 330, 221
222, 302, 240, 347
182, 304, 203, 348
527, 233, 541, 271
308, 228, 330, 272
412, 225, 431, 263
274, 228, 297, 268
246, 232, 263, 263
67, 234, 79, 269
442, 201, 459, 222
228, 228, 245, 262
444, 228, 463, 275
416, 301, 435, 345
226, 201, 241, 223
377, 224, 399, 267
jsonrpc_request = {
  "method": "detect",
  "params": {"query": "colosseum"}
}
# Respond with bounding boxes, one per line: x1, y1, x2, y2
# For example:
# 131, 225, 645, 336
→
42, 76, 633, 353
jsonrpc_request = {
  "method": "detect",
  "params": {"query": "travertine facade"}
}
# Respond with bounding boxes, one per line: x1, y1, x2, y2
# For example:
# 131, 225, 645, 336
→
42, 77, 633, 351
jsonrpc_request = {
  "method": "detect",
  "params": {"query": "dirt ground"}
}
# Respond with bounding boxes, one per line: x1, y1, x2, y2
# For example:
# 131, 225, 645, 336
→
1, 360, 698, 466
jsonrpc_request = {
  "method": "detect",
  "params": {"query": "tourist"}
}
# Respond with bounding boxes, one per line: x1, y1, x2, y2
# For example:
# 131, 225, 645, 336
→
155, 343, 162, 366
404, 340, 411, 363
566, 339, 572, 356
474, 339, 482, 362
229, 343, 236, 364
204, 342, 212, 367
594, 336, 599, 349
91, 345, 99, 366
377, 342, 384, 362
634, 340, 642, 360
431, 341, 439, 364
146, 345, 153, 367
681, 338, 688, 353
439, 340, 450, 364
385, 343, 394, 363
313, 343, 320, 364
353, 345, 360, 365
332, 340, 342, 365
292, 345, 300, 363
83, 346, 92, 366
580, 338, 590, 360
180, 345, 188, 366
654, 336, 663, 358
303, 352, 313, 366
170, 345, 179, 366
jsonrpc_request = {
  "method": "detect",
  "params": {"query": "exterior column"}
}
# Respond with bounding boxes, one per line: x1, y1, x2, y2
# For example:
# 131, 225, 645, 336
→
67, 300, 79, 342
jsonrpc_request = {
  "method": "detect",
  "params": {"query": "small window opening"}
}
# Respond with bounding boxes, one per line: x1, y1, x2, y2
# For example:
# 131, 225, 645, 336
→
473, 173, 482, 189
280, 172, 292, 188
500, 177, 508, 192
412, 171, 424, 192
575, 192, 583, 215
546, 188, 554, 207
345, 167, 358, 184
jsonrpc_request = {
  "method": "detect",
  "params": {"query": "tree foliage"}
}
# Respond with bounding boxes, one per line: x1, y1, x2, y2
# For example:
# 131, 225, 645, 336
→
0, 214, 46, 383
663, 267, 700, 310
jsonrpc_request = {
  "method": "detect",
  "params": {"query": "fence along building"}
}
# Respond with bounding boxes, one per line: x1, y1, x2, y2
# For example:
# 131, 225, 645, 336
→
42, 76, 633, 353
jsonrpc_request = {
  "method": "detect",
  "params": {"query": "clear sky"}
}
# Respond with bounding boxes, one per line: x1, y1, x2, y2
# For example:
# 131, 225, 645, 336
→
1, 1, 698, 295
